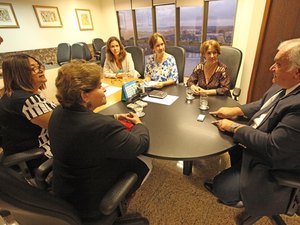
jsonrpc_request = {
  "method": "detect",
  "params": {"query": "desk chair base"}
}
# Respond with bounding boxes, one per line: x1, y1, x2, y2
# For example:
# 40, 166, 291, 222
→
238, 212, 287, 225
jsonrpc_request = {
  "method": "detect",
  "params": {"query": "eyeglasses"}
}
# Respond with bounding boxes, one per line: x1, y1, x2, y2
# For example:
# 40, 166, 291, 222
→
31, 64, 45, 73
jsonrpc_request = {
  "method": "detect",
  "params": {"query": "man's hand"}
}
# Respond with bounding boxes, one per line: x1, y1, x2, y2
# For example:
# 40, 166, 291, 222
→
210, 107, 244, 119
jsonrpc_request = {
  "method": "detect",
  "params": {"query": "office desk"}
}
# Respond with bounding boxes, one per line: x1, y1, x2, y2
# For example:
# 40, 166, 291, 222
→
100, 84, 240, 175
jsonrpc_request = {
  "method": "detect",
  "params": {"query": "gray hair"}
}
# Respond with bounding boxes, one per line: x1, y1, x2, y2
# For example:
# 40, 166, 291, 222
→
278, 38, 300, 70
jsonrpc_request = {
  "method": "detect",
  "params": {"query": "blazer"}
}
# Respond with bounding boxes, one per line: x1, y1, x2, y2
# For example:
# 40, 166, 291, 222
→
234, 84, 300, 216
48, 105, 149, 219
103, 52, 140, 78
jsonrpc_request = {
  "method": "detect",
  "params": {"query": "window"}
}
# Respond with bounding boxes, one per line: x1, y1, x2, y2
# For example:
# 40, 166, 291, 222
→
207, 0, 237, 45
180, 6, 203, 76
118, 10, 134, 46
155, 4, 176, 47
136, 8, 153, 54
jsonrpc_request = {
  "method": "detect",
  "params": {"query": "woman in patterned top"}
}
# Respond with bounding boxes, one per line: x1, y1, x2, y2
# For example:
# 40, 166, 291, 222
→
186, 40, 231, 96
144, 33, 178, 89
0, 54, 56, 170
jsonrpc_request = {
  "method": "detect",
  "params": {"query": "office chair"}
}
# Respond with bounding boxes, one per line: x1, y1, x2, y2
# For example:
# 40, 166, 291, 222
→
239, 170, 300, 225
0, 165, 149, 225
125, 46, 145, 78
165, 46, 186, 84
100, 45, 107, 67
71, 42, 101, 65
0, 147, 46, 186
92, 38, 106, 61
57, 43, 72, 66
218, 46, 243, 101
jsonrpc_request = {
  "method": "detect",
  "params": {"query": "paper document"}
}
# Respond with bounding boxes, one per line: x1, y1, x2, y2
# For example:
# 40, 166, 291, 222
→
105, 86, 121, 97
142, 95, 178, 105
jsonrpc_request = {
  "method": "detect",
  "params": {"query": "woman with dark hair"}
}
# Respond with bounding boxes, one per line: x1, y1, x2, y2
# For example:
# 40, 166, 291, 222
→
49, 60, 151, 219
0, 54, 56, 169
144, 32, 178, 89
103, 36, 140, 78
186, 40, 231, 96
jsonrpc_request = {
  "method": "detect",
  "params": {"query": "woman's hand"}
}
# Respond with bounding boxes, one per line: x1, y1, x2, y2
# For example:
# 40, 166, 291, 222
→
118, 112, 142, 125
191, 85, 201, 95
154, 82, 164, 89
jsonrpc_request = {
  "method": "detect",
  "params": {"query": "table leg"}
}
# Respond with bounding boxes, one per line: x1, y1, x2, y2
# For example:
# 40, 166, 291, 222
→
183, 160, 193, 176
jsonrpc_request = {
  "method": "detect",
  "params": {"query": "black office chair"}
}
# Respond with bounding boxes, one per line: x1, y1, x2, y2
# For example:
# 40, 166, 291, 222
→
92, 38, 106, 61
100, 45, 107, 67
218, 46, 243, 101
0, 165, 149, 225
57, 43, 72, 66
165, 46, 186, 84
239, 170, 300, 225
125, 46, 145, 78
71, 42, 101, 65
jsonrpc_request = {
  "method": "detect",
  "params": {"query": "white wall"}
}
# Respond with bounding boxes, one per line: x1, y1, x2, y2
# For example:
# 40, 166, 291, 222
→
0, 0, 119, 52
232, 0, 267, 104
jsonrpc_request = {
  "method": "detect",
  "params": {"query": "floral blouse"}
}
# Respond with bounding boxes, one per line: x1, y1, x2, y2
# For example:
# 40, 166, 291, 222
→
144, 53, 178, 82
186, 61, 231, 96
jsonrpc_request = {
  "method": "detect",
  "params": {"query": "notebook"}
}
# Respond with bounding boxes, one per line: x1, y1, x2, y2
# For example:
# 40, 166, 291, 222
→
148, 90, 167, 99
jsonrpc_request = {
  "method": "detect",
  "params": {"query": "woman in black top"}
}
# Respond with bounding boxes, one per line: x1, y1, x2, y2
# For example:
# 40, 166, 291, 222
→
48, 60, 151, 219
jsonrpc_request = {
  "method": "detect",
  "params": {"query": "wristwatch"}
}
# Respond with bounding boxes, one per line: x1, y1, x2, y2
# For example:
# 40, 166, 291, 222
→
230, 122, 240, 133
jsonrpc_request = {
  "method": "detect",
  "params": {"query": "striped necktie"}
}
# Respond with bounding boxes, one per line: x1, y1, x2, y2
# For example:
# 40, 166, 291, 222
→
249, 89, 286, 125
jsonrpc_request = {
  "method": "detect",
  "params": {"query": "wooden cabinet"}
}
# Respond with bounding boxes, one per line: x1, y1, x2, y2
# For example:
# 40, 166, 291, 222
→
247, 0, 300, 102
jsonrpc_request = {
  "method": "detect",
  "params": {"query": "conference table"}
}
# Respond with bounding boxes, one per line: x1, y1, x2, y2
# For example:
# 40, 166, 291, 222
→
97, 78, 241, 176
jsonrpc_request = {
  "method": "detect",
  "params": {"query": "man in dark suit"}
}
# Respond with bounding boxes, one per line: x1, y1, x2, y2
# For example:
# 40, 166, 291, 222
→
206, 38, 300, 217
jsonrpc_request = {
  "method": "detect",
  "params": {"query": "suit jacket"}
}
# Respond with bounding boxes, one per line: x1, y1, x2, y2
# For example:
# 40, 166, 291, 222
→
48, 105, 149, 219
234, 84, 300, 216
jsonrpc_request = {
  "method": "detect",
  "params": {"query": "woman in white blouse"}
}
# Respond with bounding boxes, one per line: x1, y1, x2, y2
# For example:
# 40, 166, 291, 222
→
103, 36, 140, 78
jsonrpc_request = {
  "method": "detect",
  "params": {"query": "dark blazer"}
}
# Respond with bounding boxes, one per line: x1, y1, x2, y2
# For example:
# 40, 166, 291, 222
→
48, 105, 150, 219
234, 84, 300, 216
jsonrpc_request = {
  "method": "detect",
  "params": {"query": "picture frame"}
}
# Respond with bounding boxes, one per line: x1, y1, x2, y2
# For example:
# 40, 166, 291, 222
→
33, 5, 62, 28
75, 9, 93, 31
0, 3, 19, 28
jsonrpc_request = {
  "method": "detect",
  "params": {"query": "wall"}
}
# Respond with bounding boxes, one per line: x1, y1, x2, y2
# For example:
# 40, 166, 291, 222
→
0, 0, 119, 52
232, 0, 267, 104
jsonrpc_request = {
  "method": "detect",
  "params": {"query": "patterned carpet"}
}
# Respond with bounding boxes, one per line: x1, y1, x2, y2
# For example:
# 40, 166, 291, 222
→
127, 154, 300, 225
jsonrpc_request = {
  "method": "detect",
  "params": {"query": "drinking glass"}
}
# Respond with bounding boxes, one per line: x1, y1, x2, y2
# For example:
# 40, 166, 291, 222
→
186, 87, 195, 100
199, 93, 209, 110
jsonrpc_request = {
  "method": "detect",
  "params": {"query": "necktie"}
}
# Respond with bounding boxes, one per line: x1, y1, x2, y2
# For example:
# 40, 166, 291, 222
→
249, 89, 286, 125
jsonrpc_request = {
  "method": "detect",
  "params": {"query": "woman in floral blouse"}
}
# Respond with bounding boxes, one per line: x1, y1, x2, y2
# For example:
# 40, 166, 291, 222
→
186, 40, 231, 96
144, 33, 178, 89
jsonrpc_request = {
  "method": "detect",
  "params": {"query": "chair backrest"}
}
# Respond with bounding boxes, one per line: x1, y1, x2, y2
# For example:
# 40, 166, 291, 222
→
218, 46, 242, 90
165, 46, 186, 83
125, 46, 145, 78
71, 42, 92, 61
57, 43, 71, 66
92, 38, 105, 53
100, 45, 107, 67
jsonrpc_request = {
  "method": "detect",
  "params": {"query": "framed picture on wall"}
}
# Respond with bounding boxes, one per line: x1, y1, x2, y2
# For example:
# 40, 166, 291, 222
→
0, 3, 19, 28
33, 5, 63, 28
75, 9, 93, 31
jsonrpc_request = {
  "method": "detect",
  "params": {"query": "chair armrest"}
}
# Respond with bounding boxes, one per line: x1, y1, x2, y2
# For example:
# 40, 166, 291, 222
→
35, 158, 53, 190
232, 88, 241, 101
99, 172, 138, 215
270, 170, 300, 189
1, 148, 45, 167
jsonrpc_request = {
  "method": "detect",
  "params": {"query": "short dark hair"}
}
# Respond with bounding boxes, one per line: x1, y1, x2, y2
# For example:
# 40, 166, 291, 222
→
2, 54, 45, 96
